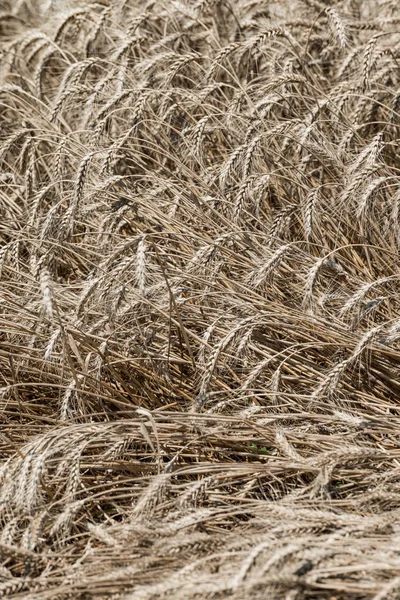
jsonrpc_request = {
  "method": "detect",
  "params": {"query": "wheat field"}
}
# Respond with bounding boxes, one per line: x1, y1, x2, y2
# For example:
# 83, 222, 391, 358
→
1, 0, 400, 598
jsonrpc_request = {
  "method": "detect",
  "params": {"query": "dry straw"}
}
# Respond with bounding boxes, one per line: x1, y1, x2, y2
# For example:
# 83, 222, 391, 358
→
1, 0, 400, 598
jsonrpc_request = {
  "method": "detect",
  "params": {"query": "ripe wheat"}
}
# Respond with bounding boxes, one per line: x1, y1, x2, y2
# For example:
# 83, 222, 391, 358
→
1, 0, 400, 599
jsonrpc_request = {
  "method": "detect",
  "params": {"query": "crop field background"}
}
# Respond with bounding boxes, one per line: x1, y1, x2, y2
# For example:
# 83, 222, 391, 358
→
1, 0, 400, 597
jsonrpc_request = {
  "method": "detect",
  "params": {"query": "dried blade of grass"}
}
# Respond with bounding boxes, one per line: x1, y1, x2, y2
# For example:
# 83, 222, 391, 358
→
150, 240, 195, 369
372, 577, 400, 600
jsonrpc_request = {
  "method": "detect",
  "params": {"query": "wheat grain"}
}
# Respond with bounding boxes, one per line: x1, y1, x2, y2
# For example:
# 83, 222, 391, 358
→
356, 176, 389, 221
303, 256, 326, 314
53, 136, 66, 183
248, 244, 291, 288
0, 128, 28, 164
242, 356, 273, 390
1, 1, 400, 597
312, 326, 381, 398
362, 35, 379, 89
39, 266, 53, 319
243, 135, 261, 179
50, 83, 85, 122
201, 316, 256, 394
0, 243, 8, 278
219, 144, 245, 190
53, 8, 89, 43
326, 8, 347, 48
131, 474, 170, 518
207, 42, 242, 80
85, 5, 111, 55
61, 379, 76, 420
340, 277, 391, 318
135, 235, 147, 296
44, 328, 60, 362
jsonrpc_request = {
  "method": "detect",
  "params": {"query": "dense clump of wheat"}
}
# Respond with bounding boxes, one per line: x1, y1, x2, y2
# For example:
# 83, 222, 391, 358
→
1, 0, 400, 598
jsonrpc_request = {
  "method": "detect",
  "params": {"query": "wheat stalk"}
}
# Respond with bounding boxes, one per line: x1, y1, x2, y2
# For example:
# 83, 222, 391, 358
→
1, 1, 400, 597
